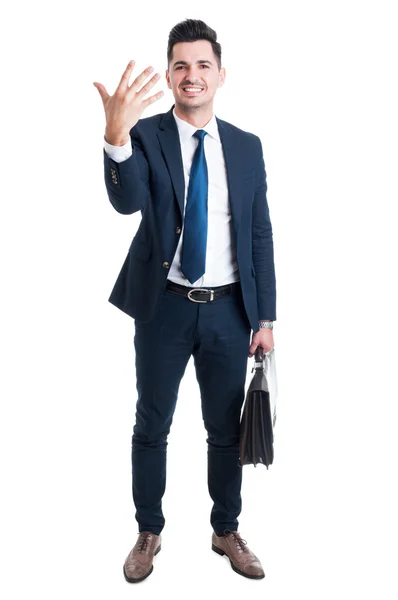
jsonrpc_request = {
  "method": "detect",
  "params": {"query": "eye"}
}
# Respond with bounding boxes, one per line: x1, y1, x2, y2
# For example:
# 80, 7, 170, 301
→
200, 65, 209, 68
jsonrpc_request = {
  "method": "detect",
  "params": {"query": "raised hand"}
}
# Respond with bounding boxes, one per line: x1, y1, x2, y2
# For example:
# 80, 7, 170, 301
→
93, 60, 164, 146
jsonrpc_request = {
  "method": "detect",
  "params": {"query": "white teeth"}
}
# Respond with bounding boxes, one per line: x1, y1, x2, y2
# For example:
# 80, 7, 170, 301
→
183, 88, 202, 92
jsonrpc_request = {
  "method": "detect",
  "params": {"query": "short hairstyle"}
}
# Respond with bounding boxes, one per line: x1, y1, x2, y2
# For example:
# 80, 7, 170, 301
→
167, 19, 222, 70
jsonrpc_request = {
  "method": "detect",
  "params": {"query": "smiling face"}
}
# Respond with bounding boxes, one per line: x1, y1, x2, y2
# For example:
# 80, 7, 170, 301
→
166, 39, 225, 116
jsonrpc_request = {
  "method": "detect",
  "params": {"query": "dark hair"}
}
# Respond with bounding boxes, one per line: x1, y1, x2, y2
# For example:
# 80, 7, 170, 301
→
167, 19, 222, 70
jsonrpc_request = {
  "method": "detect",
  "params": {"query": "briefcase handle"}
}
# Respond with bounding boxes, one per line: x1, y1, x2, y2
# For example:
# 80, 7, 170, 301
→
255, 346, 265, 361
253, 346, 265, 372
255, 346, 275, 361
253, 346, 275, 372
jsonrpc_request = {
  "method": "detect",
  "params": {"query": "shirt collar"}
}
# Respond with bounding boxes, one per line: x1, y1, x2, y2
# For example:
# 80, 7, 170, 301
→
172, 107, 220, 144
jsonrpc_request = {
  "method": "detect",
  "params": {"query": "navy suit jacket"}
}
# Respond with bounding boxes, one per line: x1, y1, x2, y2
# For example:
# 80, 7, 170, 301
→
103, 104, 276, 333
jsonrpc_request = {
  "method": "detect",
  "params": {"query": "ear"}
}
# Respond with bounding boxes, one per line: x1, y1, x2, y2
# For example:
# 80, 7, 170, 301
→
218, 67, 226, 88
165, 70, 172, 89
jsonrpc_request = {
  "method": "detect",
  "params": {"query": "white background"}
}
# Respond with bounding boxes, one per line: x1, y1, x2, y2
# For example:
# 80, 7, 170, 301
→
1, 0, 397, 598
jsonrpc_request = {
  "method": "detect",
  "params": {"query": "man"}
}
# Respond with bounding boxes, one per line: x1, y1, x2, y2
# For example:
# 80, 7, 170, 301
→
94, 18, 276, 583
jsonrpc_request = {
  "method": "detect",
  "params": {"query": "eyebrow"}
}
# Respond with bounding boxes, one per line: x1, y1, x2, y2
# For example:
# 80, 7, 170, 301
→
173, 60, 213, 67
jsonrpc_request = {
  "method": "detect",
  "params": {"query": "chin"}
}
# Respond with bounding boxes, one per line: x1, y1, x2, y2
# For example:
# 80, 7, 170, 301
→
178, 95, 209, 110
181, 100, 203, 110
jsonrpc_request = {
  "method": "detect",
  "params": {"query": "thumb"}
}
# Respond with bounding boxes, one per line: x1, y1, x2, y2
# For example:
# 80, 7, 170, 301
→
248, 341, 258, 358
93, 82, 109, 105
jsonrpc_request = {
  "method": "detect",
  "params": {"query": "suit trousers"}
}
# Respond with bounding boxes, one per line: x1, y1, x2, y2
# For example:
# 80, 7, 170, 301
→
131, 280, 252, 536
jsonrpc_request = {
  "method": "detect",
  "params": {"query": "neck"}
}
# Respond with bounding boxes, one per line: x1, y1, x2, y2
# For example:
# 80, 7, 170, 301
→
173, 102, 213, 128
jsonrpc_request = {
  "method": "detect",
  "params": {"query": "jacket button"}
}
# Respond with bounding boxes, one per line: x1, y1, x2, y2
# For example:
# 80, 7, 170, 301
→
162, 261, 169, 268
175, 227, 181, 234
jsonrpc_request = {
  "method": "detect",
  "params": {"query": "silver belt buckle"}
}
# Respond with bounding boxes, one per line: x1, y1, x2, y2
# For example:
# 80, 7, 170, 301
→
187, 288, 215, 303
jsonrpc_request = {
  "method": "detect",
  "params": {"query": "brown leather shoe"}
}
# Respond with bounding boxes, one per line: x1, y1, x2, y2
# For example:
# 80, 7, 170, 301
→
123, 531, 161, 583
212, 529, 265, 579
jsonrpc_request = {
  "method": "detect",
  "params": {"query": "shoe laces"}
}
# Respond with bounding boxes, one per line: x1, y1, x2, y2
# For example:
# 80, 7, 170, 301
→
223, 529, 248, 553
135, 531, 153, 553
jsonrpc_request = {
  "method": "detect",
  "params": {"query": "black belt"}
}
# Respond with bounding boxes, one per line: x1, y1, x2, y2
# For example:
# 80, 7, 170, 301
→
166, 280, 233, 303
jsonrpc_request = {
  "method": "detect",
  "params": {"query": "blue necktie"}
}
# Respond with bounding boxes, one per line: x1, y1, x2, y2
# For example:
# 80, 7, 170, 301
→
181, 129, 208, 284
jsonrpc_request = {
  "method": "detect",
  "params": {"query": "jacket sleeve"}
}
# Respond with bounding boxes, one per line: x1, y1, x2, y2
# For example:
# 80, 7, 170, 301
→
252, 136, 277, 322
103, 125, 150, 215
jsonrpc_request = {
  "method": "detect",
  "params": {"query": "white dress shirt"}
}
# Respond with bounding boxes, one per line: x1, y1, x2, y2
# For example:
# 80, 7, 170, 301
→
104, 108, 240, 288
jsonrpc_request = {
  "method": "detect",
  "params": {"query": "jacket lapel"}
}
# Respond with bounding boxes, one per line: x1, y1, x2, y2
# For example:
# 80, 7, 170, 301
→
216, 117, 243, 244
156, 105, 243, 243
156, 106, 186, 220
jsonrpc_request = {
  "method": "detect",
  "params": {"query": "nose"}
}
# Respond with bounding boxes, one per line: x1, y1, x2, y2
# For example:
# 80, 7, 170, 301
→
184, 66, 202, 80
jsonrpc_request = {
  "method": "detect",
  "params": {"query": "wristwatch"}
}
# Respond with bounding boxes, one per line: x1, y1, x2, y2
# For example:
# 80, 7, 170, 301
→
258, 320, 273, 329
